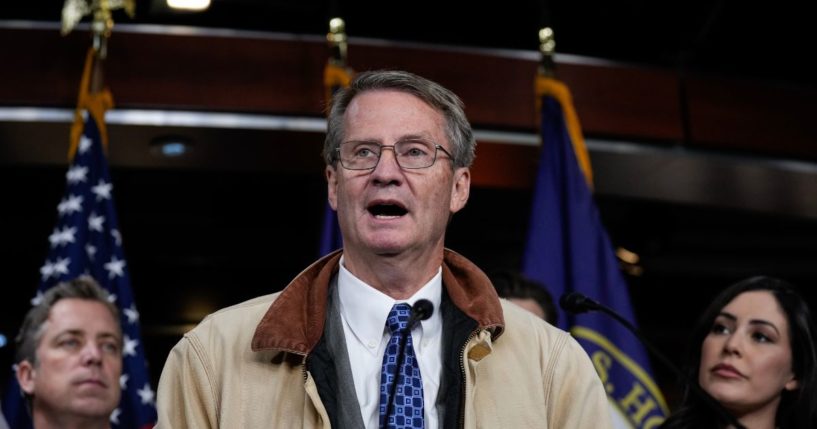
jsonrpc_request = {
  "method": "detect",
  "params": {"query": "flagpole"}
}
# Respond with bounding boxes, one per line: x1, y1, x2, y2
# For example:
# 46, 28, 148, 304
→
538, 27, 556, 78
535, 27, 593, 186
319, 17, 352, 256
324, 17, 353, 108
64, 0, 134, 159
89, 19, 107, 92
327, 17, 347, 67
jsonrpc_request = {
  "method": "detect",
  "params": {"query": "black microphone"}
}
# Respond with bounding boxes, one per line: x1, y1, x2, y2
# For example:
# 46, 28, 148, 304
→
560, 291, 603, 314
383, 299, 434, 426
559, 292, 746, 429
407, 299, 434, 328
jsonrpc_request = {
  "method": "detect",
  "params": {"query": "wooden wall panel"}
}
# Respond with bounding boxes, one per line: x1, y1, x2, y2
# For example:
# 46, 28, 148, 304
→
2, 25, 816, 161
0, 28, 88, 105
560, 63, 682, 141
470, 142, 538, 189
0, 27, 682, 140
686, 76, 817, 160
106, 34, 328, 114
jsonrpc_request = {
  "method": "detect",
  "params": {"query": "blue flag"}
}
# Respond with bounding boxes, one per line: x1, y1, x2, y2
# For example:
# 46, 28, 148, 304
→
319, 203, 343, 256
522, 77, 667, 428
1, 110, 157, 428
319, 60, 351, 257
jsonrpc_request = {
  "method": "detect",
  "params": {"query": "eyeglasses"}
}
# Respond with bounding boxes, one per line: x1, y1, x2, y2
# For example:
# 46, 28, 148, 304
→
335, 139, 454, 170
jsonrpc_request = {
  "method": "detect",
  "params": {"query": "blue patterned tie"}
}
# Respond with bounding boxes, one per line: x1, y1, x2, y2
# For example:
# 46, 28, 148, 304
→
379, 303, 425, 429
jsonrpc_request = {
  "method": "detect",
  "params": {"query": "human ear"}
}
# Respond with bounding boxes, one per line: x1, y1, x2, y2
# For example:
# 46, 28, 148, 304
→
15, 360, 36, 395
449, 167, 470, 214
326, 165, 339, 211
784, 376, 799, 391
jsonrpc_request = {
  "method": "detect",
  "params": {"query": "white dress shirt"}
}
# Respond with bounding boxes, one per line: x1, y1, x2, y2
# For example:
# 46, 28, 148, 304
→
337, 257, 442, 429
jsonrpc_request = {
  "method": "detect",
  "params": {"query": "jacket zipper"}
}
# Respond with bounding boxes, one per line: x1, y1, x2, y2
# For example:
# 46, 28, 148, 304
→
301, 354, 309, 382
458, 329, 479, 429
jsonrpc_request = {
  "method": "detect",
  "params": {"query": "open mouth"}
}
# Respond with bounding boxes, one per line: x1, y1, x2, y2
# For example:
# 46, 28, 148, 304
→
368, 203, 408, 218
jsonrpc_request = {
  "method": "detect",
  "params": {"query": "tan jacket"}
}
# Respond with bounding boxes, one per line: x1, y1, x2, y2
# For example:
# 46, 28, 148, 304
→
156, 250, 612, 428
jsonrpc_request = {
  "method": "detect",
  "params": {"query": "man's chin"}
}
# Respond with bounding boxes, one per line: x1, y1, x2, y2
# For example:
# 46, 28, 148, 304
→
69, 401, 120, 419
363, 238, 408, 256
70, 392, 120, 416
371, 245, 405, 257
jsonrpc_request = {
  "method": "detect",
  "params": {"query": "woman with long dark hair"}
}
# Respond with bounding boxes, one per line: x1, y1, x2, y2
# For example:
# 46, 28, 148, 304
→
662, 276, 817, 429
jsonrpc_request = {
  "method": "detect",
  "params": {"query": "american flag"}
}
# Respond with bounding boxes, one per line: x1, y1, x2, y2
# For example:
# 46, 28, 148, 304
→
1, 110, 157, 429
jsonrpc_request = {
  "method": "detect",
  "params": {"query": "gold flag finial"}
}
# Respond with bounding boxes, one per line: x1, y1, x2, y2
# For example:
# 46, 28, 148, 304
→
327, 17, 348, 66
62, 0, 135, 56
538, 27, 556, 77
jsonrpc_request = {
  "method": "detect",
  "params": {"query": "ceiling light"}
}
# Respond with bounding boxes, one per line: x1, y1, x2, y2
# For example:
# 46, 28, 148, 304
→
150, 135, 193, 158
166, 0, 211, 11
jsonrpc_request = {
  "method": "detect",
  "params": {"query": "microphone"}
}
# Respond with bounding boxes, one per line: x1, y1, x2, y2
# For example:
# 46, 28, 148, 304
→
384, 299, 434, 426
560, 292, 745, 429
560, 291, 603, 314
407, 299, 434, 328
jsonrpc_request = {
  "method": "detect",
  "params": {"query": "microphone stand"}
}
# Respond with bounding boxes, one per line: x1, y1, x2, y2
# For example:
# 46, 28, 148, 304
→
561, 293, 746, 429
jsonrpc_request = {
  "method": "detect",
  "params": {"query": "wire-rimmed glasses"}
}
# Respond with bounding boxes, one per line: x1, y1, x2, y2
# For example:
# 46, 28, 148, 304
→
336, 139, 453, 170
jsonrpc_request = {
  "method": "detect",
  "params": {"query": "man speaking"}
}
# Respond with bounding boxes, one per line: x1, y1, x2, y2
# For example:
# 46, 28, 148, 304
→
156, 70, 612, 428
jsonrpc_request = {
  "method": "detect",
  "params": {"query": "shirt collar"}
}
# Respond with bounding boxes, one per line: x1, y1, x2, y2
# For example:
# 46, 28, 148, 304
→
337, 256, 442, 349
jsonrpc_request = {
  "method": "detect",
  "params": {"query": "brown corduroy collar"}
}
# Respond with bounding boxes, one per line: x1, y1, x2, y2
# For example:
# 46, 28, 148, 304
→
251, 248, 505, 354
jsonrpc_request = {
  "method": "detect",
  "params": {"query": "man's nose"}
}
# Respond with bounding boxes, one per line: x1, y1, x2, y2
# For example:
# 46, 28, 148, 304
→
378, 146, 400, 167
371, 146, 403, 182
81, 343, 104, 365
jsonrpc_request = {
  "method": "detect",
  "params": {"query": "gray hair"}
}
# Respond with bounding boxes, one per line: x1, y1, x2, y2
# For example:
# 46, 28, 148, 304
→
323, 70, 476, 169
15, 276, 121, 366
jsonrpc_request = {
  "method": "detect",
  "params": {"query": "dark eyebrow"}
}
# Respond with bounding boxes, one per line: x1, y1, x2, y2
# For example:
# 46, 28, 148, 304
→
718, 311, 781, 335
97, 332, 122, 341
55, 329, 121, 341
716, 312, 737, 322
749, 319, 781, 335
342, 139, 381, 145
397, 133, 434, 142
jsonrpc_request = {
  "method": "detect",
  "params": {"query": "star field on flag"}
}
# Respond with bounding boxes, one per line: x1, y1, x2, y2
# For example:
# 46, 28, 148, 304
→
1, 111, 157, 429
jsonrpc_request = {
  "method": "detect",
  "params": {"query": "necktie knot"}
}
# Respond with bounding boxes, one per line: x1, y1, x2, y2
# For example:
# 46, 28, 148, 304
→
386, 303, 412, 335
